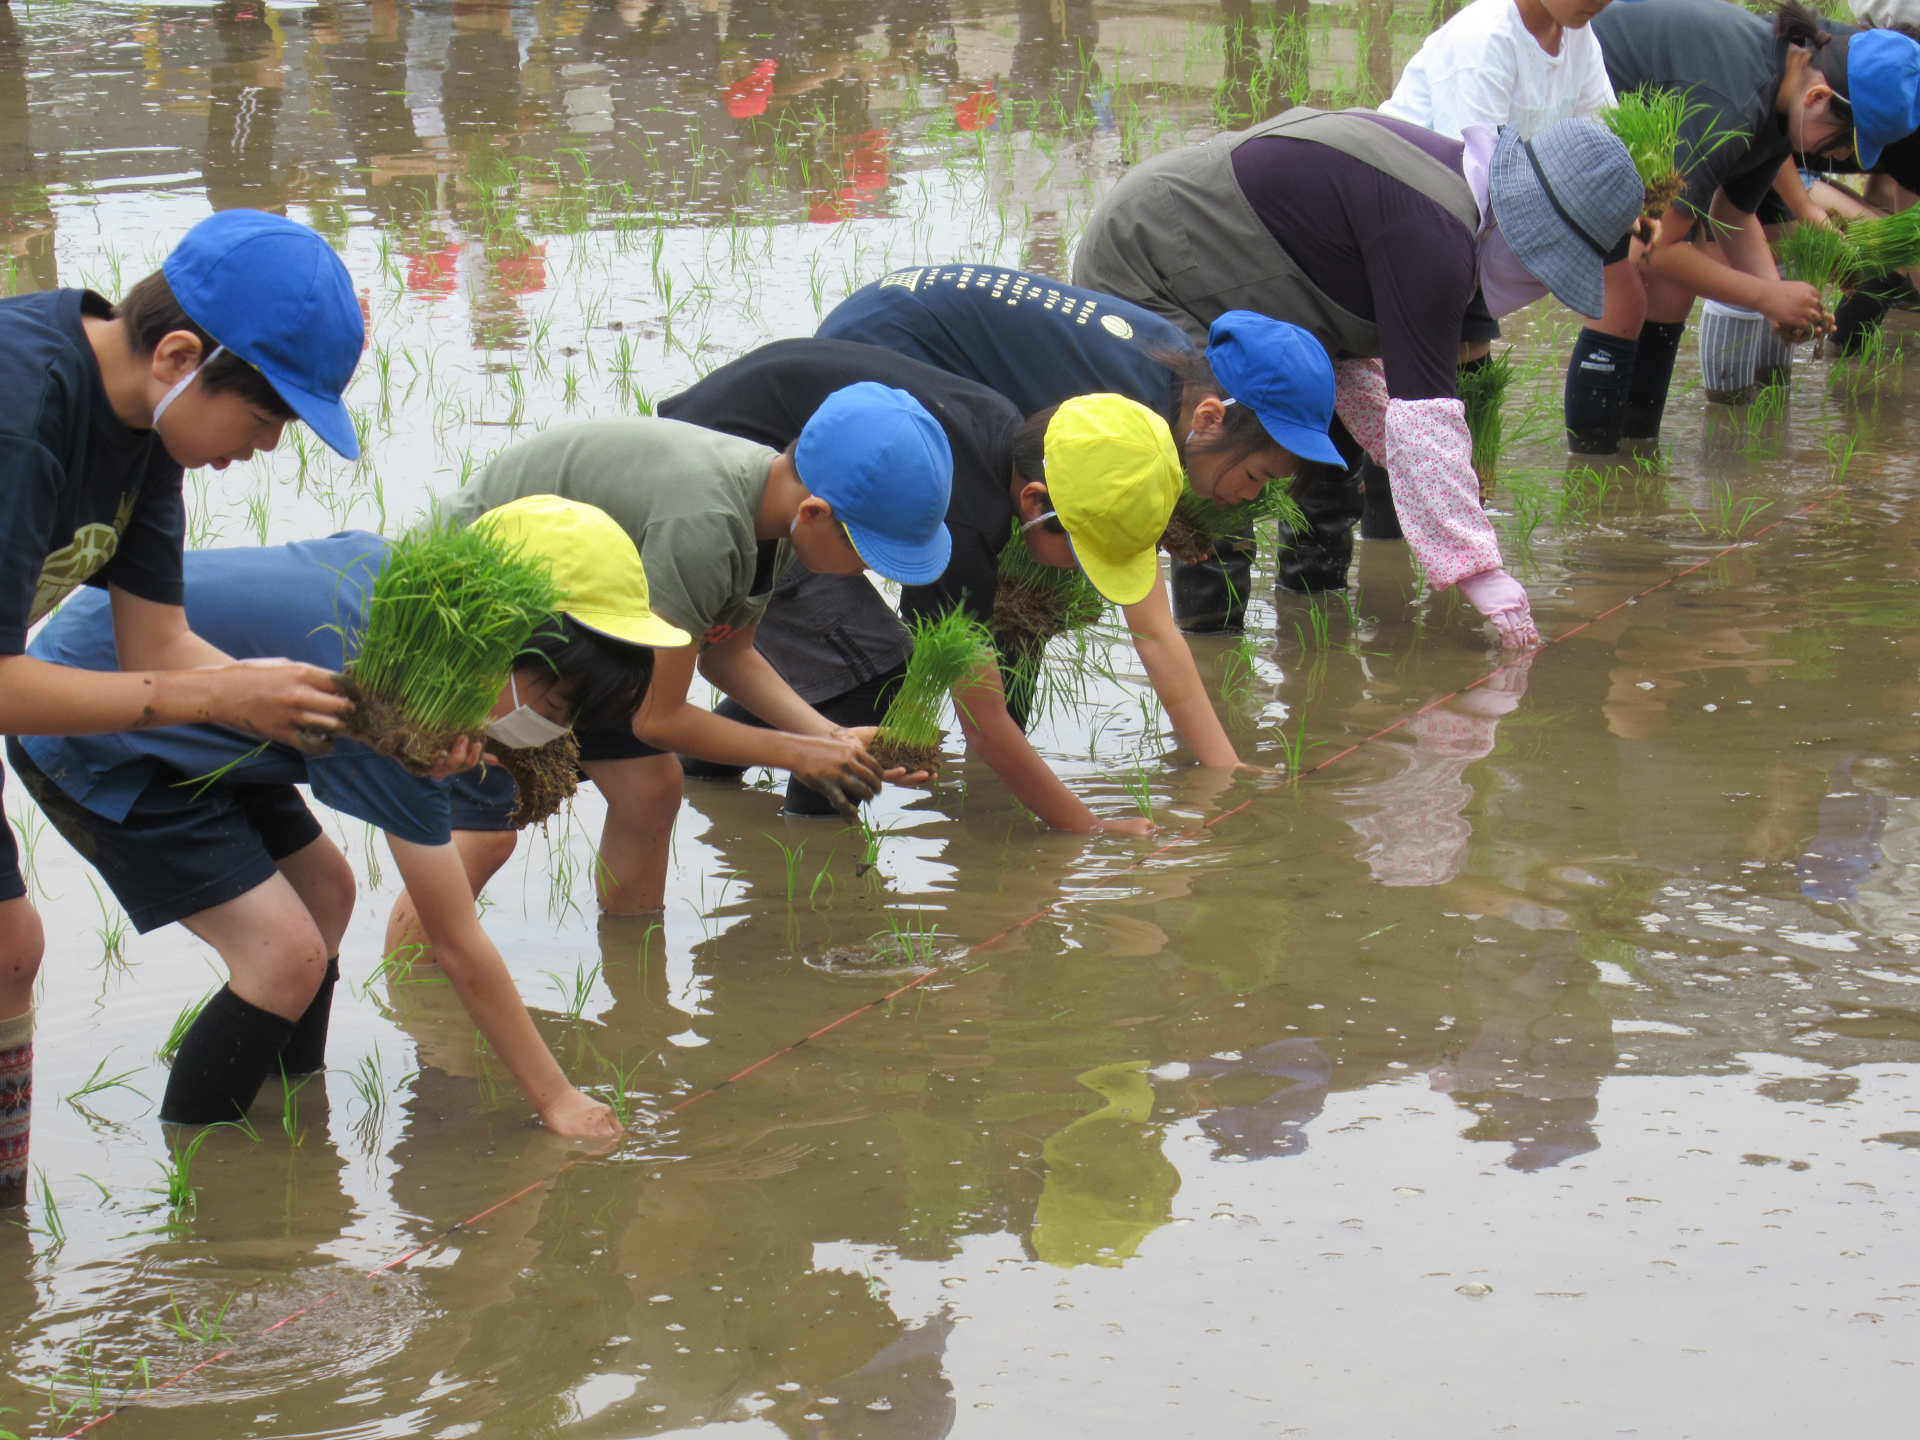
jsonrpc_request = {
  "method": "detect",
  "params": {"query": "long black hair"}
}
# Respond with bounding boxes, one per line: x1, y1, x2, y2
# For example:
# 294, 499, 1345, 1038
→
519, 616, 655, 730
1778, 0, 1857, 129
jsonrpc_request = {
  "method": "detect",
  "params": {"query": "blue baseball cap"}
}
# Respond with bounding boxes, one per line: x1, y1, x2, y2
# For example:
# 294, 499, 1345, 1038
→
1845, 29, 1920, 170
1204, 311, 1344, 466
162, 209, 364, 460
795, 382, 953, 584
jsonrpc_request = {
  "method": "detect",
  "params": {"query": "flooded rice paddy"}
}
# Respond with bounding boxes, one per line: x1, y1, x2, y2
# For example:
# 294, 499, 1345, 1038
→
3, 0, 1919, 1434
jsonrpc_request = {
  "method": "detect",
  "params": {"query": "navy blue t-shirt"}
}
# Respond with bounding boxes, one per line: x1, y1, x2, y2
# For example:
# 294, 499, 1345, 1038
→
0, 289, 187, 653
816, 264, 1191, 418
20, 533, 454, 846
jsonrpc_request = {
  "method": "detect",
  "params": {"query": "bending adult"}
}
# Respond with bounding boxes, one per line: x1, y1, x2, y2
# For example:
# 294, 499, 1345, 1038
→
818, 264, 1351, 625
1072, 105, 1643, 648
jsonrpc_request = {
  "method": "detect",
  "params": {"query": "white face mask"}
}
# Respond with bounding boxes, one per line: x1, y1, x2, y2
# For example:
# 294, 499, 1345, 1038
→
150, 343, 226, 428
485, 673, 571, 750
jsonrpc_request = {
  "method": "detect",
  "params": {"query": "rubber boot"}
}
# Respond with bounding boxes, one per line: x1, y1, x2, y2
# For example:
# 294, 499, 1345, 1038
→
1356, 456, 1400, 540
1169, 529, 1254, 633
1277, 465, 1361, 593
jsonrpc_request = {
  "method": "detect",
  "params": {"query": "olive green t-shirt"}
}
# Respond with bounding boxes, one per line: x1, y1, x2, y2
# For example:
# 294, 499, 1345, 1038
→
442, 418, 792, 647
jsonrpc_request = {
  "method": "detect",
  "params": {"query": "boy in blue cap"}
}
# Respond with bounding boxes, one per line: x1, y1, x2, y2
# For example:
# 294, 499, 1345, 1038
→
382, 386, 952, 960
0, 208, 363, 1208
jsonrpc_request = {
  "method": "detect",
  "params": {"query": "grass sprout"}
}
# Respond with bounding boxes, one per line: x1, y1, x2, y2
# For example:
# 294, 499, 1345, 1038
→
156, 990, 213, 1067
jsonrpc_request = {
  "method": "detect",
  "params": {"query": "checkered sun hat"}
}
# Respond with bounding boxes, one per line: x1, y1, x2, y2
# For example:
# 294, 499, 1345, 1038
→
1488, 117, 1644, 320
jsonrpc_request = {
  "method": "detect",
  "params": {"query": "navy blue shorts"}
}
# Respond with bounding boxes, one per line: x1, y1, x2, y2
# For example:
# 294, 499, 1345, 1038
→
446, 725, 663, 833
0, 764, 24, 906
6, 739, 322, 934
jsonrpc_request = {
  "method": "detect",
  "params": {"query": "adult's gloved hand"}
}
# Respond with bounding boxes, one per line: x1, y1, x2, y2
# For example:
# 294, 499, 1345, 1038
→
1455, 568, 1539, 650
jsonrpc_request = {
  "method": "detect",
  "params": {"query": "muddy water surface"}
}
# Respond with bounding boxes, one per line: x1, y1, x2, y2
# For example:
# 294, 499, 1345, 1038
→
2, 2, 1917, 1436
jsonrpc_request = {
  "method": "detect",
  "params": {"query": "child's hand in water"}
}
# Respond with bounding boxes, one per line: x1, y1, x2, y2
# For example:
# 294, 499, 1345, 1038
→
541, 1086, 623, 1140
1093, 815, 1155, 837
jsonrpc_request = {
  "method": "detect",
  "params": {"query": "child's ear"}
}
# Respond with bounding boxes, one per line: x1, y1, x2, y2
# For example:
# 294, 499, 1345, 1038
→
796, 495, 836, 527
1018, 479, 1049, 515
1191, 394, 1228, 432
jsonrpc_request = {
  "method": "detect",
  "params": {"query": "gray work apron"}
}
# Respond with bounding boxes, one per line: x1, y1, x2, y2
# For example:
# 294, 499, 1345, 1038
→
1071, 107, 1482, 355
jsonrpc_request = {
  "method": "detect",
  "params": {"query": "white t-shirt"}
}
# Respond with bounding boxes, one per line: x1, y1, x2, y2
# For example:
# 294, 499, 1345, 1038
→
1381, 0, 1616, 141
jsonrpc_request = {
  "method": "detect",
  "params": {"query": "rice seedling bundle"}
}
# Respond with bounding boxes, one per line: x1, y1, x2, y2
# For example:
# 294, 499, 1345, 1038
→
991, 518, 1106, 660
1458, 348, 1515, 486
342, 519, 563, 773
869, 610, 996, 774
1602, 88, 1690, 218
1773, 219, 1857, 311
1159, 482, 1308, 564
1840, 206, 1920, 282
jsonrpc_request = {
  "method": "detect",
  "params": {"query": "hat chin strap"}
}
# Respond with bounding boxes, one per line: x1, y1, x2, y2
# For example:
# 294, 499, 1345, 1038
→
150, 343, 226, 428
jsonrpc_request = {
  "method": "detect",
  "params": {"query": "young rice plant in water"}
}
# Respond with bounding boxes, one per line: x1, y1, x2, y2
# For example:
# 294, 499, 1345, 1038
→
870, 611, 996, 774
341, 519, 563, 773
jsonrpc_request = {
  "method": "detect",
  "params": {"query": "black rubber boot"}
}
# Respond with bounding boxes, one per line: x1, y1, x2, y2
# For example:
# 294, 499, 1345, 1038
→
1563, 327, 1638, 456
160, 987, 296, 1126
1277, 464, 1361, 593
1622, 320, 1685, 442
1832, 275, 1907, 355
278, 957, 339, 1076
1169, 528, 1254, 633
1356, 456, 1400, 540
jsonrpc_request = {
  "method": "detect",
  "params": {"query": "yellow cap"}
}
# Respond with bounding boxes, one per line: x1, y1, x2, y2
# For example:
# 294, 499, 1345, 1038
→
1042, 394, 1181, 606
471, 495, 691, 648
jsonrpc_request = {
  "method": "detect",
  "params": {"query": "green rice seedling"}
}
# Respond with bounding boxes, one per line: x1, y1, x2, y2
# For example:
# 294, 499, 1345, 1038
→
587, 1047, 651, 1129
765, 833, 806, 904
86, 876, 130, 974
163, 1292, 236, 1346
1602, 88, 1694, 217
1773, 219, 1855, 315
991, 522, 1108, 719
871, 906, 944, 967
1841, 205, 1920, 280
25, 1168, 64, 1251
7, 805, 49, 903
278, 1062, 311, 1147
1459, 349, 1515, 487
154, 1120, 253, 1218
1273, 713, 1325, 775
65, 1052, 147, 1107
1121, 759, 1155, 818
1159, 481, 1306, 564
156, 990, 213, 1067
542, 960, 595, 1022
870, 610, 996, 774
338, 517, 563, 773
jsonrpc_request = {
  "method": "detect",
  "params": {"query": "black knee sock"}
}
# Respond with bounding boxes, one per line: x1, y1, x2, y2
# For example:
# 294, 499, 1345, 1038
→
1356, 456, 1400, 539
1564, 328, 1639, 455
279, 957, 339, 1076
160, 986, 295, 1125
1622, 320, 1685, 440
1833, 277, 1900, 355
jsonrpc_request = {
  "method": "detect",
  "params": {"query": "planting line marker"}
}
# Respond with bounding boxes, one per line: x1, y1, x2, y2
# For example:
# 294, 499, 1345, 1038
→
61, 481, 1846, 1436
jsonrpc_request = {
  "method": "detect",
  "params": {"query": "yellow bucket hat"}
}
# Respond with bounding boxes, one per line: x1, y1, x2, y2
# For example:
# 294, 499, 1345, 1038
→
471, 495, 691, 648
1042, 394, 1181, 606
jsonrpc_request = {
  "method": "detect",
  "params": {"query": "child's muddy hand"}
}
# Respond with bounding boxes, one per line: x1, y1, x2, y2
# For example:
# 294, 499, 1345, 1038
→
204, 659, 353, 747
541, 1087, 623, 1140
1093, 815, 1156, 838
423, 736, 486, 781
791, 732, 882, 813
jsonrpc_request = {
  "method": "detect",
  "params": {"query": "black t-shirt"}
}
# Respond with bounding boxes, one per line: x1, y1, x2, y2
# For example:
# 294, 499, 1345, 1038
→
1229, 114, 1478, 401
816, 264, 1192, 418
660, 339, 1022, 694
1592, 0, 1791, 219
0, 288, 187, 655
